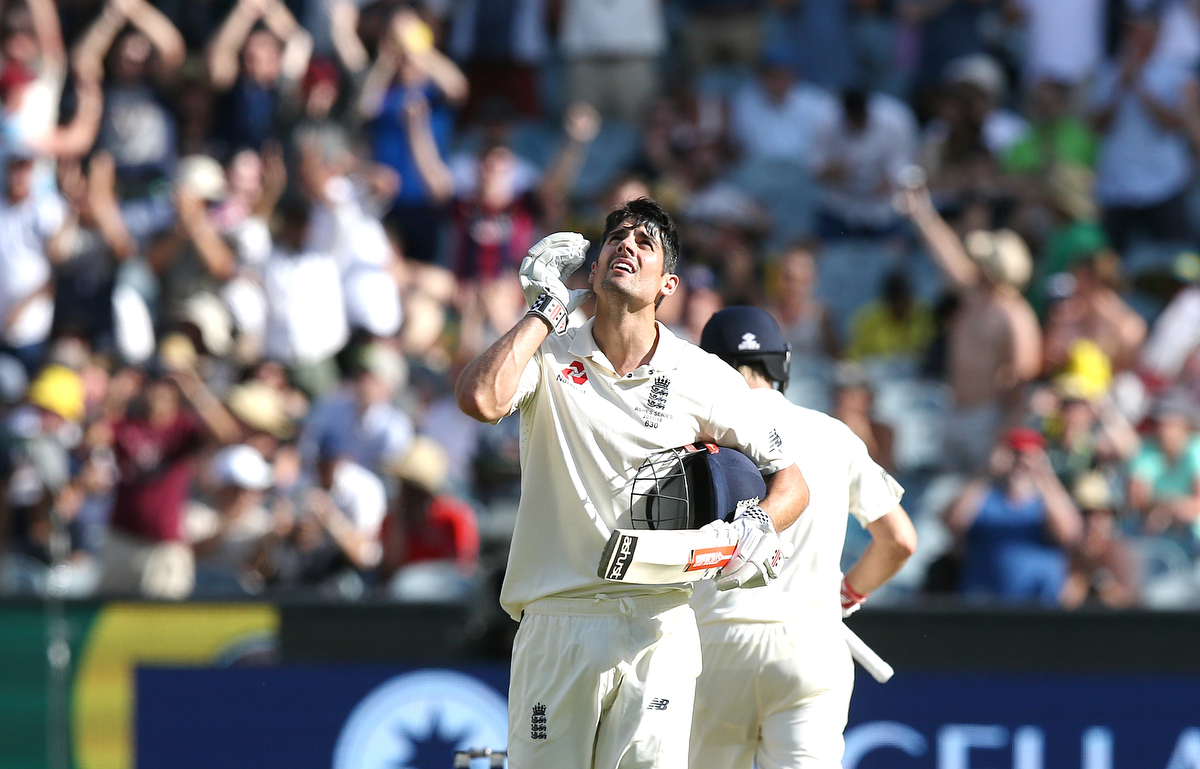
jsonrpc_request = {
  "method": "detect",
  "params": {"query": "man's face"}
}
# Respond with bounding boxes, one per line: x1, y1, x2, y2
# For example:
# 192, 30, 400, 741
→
591, 222, 678, 309
243, 31, 283, 85
7, 157, 32, 201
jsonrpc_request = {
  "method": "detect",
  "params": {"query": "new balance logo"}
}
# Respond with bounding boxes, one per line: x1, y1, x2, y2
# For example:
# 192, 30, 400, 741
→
768, 429, 782, 451
531, 703, 547, 740
647, 698, 670, 711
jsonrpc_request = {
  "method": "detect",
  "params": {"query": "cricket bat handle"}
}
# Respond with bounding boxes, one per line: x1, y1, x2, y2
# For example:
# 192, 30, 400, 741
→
843, 624, 894, 683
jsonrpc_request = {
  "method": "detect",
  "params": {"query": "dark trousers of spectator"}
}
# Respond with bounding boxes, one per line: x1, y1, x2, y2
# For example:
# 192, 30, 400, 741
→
1102, 191, 1190, 255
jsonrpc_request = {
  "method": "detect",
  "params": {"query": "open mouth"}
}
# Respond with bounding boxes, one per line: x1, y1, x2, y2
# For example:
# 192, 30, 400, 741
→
610, 257, 636, 275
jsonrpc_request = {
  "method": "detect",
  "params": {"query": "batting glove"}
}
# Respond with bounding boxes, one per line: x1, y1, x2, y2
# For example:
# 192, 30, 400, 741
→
704, 505, 792, 590
840, 575, 868, 618
520, 232, 591, 335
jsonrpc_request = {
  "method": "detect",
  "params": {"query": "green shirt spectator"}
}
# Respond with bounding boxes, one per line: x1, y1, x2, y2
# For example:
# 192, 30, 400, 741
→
1003, 118, 1097, 175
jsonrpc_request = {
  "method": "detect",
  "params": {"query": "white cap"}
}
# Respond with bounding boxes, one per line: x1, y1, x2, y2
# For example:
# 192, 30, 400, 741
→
211, 445, 273, 490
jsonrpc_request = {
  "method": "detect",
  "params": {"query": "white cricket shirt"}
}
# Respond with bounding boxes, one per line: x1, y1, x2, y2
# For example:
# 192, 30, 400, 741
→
499, 319, 793, 620
691, 389, 903, 626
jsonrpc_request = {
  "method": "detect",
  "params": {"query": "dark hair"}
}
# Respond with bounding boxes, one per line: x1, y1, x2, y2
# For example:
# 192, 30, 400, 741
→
601, 198, 680, 275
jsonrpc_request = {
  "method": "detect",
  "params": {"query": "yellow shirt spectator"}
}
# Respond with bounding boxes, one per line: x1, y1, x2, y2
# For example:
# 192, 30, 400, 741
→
846, 300, 936, 361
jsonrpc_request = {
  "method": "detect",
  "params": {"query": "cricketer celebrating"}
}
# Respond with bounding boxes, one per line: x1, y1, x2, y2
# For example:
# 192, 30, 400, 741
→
690, 306, 918, 769
456, 199, 809, 769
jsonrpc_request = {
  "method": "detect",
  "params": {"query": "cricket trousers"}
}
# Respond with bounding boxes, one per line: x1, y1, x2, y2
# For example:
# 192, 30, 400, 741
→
508, 591, 701, 769
690, 621, 854, 769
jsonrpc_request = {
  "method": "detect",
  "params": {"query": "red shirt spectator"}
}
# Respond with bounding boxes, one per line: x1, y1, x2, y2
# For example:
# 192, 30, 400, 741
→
110, 409, 202, 542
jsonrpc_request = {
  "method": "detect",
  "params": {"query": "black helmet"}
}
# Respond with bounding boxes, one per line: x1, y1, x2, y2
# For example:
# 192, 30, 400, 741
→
699, 306, 790, 390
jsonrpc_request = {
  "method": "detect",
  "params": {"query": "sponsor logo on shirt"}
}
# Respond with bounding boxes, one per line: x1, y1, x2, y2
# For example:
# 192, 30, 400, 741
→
768, 428, 783, 452
557, 360, 588, 387
738, 333, 760, 351
647, 698, 670, 711
685, 545, 736, 572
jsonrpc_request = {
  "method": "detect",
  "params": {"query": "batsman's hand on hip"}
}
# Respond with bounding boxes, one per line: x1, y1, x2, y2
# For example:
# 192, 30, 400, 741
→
703, 505, 792, 590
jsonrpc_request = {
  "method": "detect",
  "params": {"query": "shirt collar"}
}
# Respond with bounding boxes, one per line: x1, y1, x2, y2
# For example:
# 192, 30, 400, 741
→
568, 319, 686, 379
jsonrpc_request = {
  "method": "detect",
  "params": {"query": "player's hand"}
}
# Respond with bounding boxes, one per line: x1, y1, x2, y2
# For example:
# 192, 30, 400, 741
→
840, 574, 868, 618
519, 232, 590, 309
707, 506, 792, 590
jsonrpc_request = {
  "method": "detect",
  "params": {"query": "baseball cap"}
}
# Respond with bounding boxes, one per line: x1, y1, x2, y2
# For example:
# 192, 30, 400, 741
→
1003, 427, 1046, 453
699, 306, 790, 385
211, 445, 273, 490
27, 365, 84, 423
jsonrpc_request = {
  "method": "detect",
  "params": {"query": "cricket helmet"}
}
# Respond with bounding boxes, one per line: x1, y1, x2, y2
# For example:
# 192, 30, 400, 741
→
630, 443, 767, 530
700, 306, 791, 390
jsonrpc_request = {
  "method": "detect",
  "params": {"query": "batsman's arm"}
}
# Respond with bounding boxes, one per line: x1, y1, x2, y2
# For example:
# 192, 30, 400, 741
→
759, 464, 809, 532
843, 505, 917, 597
456, 315, 548, 423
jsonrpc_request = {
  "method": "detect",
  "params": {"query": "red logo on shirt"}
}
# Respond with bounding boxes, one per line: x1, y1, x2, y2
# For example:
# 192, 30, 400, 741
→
561, 361, 588, 385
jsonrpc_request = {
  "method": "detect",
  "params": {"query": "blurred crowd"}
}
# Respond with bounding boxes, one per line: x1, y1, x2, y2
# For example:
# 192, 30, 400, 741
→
4, 0, 1200, 609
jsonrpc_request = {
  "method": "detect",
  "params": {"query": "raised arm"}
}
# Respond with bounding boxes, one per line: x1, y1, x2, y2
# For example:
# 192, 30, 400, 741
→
207, 0, 266, 91
538, 102, 601, 210
175, 190, 237, 282
87, 151, 135, 261
897, 183, 980, 292
27, 0, 65, 71
392, 9, 468, 105
72, 1, 127, 83
356, 41, 400, 119
456, 315, 548, 422
30, 73, 104, 158
124, 0, 187, 74
328, 0, 369, 74
403, 92, 454, 204
1025, 449, 1083, 547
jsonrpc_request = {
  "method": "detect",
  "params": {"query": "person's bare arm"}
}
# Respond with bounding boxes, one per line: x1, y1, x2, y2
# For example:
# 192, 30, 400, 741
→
72, 1, 127, 84
357, 42, 400, 119
844, 505, 918, 595
1094, 394, 1141, 461
176, 190, 237, 282
898, 184, 980, 292
759, 464, 810, 532
943, 480, 988, 536
170, 369, 242, 445
30, 75, 104, 158
309, 490, 381, 570
403, 93, 454, 203
124, 0, 187, 74
27, 0, 65, 70
87, 151, 135, 261
456, 315, 548, 422
1005, 299, 1043, 387
207, 0, 266, 91
1025, 449, 1083, 547
539, 102, 601, 206
328, 0, 369, 74
252, 140, 287, 219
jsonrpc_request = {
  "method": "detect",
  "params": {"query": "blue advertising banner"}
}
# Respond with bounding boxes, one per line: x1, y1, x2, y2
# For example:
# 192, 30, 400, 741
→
846, 673, 1200, 769
137, 667, 1200, 769
136, 665, 511, 769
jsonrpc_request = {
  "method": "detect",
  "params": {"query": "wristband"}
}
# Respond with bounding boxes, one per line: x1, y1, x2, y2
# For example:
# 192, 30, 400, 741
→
840, 576, 869, 609
527, 291, 570, 335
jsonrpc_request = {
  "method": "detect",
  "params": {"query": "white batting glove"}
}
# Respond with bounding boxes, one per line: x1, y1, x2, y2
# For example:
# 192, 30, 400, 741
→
703, 506, 792, 590
520, 232, 590, 334
840, 575, 868, 618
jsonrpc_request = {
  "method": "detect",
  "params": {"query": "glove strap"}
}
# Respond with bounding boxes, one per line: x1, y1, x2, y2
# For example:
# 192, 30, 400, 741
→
527, 291, 570, 335
734, 504, 772, 532
840, 576, 869, 609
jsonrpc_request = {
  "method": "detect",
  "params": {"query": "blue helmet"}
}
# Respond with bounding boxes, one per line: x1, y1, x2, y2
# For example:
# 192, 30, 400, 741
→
699, 306, 791, 390
630, 443, 767, 530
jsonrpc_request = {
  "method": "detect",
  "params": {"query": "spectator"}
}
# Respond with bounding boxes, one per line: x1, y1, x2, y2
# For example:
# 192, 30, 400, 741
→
901, 0, 997, 92
260, 195, 348, 397
1140, 252, 1200, 393
360, 8, 467, 266
1003, 78, 1098, 178
846, 270, 937, 363
812, 87, 918, 237
74, 0, 186, 200
207, 0, 313, 153
767, 243, 839, 360
943, 427, 1083, 606
299, 342, 413, 476
729, 54, 837, 167
1, 0, 68, 168
98, 365, 240, 599
833, 362, 897, 474
680, 0, 766, 72
943, 54, 1029, 158
558, 0, 666, 122
190, 444, 274, 595
1128, 393, 1200, 536
379, 436, 479, 582
1041, 366, 1140, 493
1091, 10, 1199, 252
1062, 471, 1140, 608
899, 183, 1042, 473
0, 151, 68, 374
1042, 253, 1146, 373
763, 0, 856, 91
1012, 0, 1104, 87
51, 152, 135, 351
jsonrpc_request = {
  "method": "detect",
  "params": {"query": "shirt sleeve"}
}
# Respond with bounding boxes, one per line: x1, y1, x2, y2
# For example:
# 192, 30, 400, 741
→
846, 427, 904, 527
1128, 446, 1159, 483
702, 366, 792, 475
